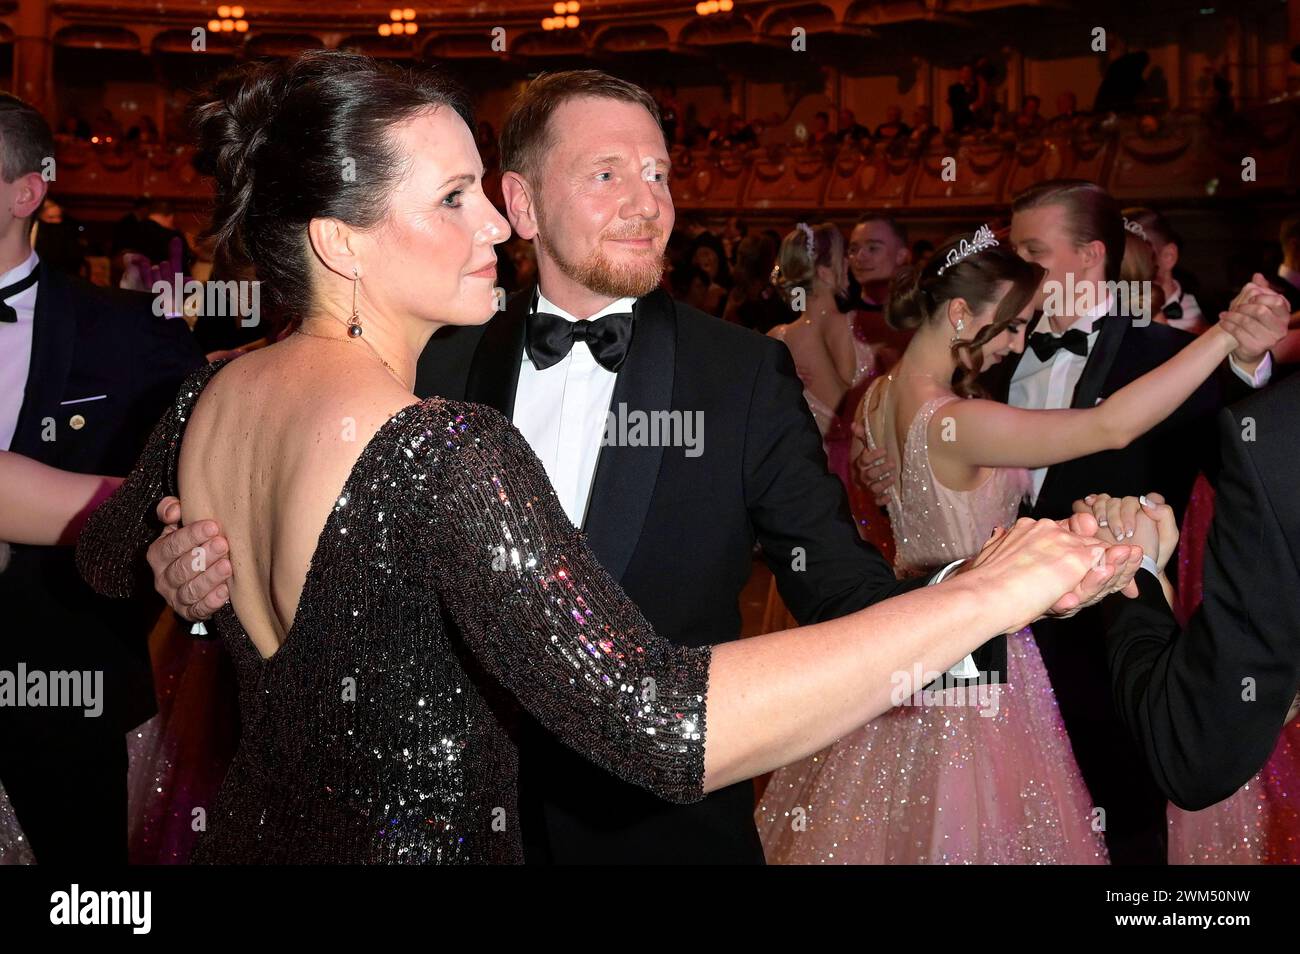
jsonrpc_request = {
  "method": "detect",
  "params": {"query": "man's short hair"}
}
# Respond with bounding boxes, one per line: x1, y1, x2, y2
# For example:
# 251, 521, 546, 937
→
0, 94, 55, 184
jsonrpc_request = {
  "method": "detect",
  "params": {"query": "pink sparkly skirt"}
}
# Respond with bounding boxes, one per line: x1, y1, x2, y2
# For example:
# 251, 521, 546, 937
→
756, 630, 1108, 864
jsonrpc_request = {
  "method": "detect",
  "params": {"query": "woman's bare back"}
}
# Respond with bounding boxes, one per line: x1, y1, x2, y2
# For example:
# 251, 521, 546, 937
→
768, 313, 853, 413
177, 340, 416, 659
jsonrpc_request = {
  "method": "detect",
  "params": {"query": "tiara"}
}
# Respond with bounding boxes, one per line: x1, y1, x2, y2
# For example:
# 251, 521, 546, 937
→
936, 223, 998, 275
1123, 217, 1150, 243
795, 222, 815, 262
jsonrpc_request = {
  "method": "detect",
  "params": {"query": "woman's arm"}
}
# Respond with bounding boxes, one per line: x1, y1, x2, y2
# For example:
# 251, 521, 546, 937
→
405, 402, 1118, 801
0, 451, 121, 545
939, 324, 1237, 471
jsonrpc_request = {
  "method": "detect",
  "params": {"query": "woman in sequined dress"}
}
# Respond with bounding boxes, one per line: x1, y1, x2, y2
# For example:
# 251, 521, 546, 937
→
758, 229, 1256, 864
67, 53, 1122, 864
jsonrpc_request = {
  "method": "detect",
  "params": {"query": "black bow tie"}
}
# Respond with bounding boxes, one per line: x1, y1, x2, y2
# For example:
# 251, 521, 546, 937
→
526, 307, 635, 373
1028, 327, 1091, 362
1162, 298, 1183, 321
0, 269, 38, 323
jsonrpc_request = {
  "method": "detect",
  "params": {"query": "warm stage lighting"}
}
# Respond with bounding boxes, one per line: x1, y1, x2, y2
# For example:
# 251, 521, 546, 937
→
553, 2, 565, 13
405, 22, 417, 34
230, 5, 244, 17
390, 9, 402, 20
235, 19, 248, 32
207, 19, 221, 31
217, 4, 230, 17
378, 23, 392, 36
402, 7, 415, 19
566, 15, 579, 27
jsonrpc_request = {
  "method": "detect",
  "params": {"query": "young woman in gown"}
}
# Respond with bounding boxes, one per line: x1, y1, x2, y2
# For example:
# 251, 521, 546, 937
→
765, 222, 874, 441
65, 53, 1121, 864
757, 227, 1258, 864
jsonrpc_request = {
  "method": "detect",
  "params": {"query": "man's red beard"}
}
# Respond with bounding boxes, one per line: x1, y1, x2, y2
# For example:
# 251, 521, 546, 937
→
536, 211, 666, 298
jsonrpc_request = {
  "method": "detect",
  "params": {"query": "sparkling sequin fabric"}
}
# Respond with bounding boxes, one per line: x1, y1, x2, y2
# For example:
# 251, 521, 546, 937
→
76, 361, 711, 864
756, 385, 1107, 863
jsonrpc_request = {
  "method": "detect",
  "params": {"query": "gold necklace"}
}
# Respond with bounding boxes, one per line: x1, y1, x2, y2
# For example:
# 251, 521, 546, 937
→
295, 323, 410, 389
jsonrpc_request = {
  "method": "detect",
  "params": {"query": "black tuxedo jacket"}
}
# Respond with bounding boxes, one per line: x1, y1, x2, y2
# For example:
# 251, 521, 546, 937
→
0, 262, 204, 737
1103, 374, 1300, 810
981, 312, 1254, 524
415, 284, 931, 864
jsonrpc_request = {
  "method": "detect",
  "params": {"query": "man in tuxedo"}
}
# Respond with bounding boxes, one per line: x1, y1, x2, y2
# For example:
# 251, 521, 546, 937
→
1097, 371, 1300, 811
412, 71, 1002, 864
0, 94, 204, 863
981, 179, 1285, 863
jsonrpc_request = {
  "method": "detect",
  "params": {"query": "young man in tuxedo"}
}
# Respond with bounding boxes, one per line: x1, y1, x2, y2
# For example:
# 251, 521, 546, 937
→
987, 179, 1284, 863
0, 95, 205, 862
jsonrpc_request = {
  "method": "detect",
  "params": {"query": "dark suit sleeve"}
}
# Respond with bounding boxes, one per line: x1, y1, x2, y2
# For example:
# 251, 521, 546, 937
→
1103, 404, 1300, 810
742, 337, 922, 627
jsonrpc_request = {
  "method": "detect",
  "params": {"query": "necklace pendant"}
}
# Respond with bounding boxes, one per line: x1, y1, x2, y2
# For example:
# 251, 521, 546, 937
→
347, 323, 363, 338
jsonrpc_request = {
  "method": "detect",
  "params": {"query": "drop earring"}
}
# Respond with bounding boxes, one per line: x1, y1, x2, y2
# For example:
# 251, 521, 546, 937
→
347, 266, 362, 338
951, 318, 964, 342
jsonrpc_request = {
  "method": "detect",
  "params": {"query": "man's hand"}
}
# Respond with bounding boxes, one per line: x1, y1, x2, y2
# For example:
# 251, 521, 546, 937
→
147, 496, 232, 622
1221, 273, 1289, 371
850, 422, 896, 506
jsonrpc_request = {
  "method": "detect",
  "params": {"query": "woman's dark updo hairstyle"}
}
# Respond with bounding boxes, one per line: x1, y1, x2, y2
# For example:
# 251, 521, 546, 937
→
886, 228, 1045, 397
190, 49, 473, 332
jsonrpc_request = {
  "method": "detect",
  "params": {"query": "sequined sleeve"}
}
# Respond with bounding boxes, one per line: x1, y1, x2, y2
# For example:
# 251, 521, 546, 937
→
76, 361, 222, 598
400, 400, 712, 805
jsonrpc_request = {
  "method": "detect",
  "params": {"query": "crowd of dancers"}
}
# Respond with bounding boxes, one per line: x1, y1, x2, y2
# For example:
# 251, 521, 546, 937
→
0, 50, 1298, 866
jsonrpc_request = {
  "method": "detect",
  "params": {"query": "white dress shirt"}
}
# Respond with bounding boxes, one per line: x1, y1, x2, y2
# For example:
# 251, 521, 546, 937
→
512, 289, 636, 527
0, 250, 40, 451
1011, 292, 1271, 505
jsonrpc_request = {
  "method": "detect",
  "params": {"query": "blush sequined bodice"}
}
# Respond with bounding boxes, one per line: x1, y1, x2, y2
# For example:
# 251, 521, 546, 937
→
862, 378, 1030, 576
76, 360, 711, 864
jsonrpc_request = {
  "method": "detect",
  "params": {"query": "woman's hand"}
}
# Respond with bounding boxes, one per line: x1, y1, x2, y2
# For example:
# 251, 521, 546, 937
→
1075, 492, 1179, 575
964, 516, 1132, 634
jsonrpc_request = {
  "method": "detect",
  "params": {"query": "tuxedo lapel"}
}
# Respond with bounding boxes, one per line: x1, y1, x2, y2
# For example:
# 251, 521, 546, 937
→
11, 262, 76, 461
1069, 312, 1125, 411
580, 288, 676, 582
465, 284, 531, 418
1033, 310, 1127, 513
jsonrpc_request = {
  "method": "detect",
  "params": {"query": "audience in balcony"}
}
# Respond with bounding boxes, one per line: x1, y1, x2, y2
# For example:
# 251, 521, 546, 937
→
873, 105, 911, 142
948, 61, 996, 134
837, 108, 873, 145
1013, 95, 1047, 138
